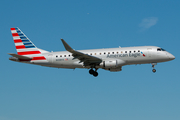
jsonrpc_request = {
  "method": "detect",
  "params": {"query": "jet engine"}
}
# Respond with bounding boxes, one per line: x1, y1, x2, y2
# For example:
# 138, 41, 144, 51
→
100, 59, 125, 68
104, 67, 122, 72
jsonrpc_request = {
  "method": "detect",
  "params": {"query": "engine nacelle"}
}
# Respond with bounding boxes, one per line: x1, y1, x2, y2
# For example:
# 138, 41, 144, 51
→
104, 67, 122, 72
100, 59, 125, 68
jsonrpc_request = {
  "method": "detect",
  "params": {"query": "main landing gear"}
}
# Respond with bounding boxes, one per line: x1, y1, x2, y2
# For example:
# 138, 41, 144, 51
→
152, 63, 157, 73
89, 68, 98, 77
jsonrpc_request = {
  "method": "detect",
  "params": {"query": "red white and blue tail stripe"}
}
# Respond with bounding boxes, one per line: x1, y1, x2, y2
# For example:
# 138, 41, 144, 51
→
10, 28, 48, 62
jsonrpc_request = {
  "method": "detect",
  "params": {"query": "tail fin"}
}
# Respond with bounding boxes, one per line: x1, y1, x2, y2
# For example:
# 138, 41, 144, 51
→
10, 27, 49, 61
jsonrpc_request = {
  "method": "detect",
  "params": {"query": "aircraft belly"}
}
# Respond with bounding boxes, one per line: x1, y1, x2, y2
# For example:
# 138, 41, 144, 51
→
48, 59, 83, 68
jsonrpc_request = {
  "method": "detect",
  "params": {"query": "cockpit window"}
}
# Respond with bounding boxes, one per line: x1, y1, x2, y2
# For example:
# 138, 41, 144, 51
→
157, 48, 161, 51
157, 48, 166, 51
161, 48, 166, 51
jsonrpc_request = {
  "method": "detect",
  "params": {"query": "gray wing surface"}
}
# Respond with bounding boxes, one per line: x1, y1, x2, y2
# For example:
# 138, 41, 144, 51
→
61, 39, 102, 66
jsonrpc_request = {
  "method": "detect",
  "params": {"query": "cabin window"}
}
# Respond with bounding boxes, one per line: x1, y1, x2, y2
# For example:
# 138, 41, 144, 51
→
108, 52, 110, 54
100, 53, 101, 55
69, 55, 70, 57
134, 51, 136, 53
117, 52, 119, 54
129, 51, 131, 53
104, 52, 106, 54
138, 50, 140, 52
60, 55, 62, 57
121, 51, 123, 53
56, 55, 58, 58
90, 53, 92, 55
125, 51, 127, 53
95, 53, 96, 55
64, 55, 66, 57
112, 52, 114, 54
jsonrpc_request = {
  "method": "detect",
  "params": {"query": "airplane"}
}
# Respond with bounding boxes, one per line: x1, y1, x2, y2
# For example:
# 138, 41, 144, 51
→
8, 27, 175, 77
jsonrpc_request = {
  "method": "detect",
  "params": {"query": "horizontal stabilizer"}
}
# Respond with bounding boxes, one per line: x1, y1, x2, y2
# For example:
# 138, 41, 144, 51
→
8, 53, 32, 60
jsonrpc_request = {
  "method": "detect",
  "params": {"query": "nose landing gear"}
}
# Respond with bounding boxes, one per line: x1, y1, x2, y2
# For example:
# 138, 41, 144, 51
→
152, 68, 156, 73
152, 63, 157, 73
89, 68, 98, 77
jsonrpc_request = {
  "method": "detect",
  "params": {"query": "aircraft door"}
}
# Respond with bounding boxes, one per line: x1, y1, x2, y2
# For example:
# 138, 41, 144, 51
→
147, 48, 152, 57
47, 54, 53, 63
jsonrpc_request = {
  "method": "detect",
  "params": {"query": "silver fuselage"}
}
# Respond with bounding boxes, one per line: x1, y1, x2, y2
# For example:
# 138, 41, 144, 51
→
21, 46, 174, 69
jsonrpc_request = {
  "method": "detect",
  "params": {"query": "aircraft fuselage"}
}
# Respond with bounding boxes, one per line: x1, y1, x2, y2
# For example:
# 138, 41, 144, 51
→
9, 28, 175, 77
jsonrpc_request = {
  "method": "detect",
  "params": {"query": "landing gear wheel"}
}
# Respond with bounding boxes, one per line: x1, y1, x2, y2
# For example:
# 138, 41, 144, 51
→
89, 69, 94, 75
151, 63, 157, 73
152, 69, 156, 73
93, 71, 98, 77
89, 67, 99, 77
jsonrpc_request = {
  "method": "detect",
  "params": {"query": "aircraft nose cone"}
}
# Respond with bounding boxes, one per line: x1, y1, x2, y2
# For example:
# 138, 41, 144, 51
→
169, 54, 175, 60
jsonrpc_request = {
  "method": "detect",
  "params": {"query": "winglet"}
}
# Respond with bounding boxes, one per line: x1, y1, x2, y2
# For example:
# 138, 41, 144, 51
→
61, 39, 74, 52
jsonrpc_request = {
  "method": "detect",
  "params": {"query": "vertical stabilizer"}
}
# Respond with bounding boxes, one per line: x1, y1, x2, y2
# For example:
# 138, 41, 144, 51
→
10, 28, 48, 61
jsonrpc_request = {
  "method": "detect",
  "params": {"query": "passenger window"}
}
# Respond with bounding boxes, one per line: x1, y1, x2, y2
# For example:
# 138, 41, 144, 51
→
129, 51, 131, 53
125, 51, 127, 53
69, 55, 70, 57
100, 53, 101, 55
108, 52, 110, 54
104, 52, 106, 54
138, 50, 140, 52
112, 52, 114, 54
95, 53, 96, 55
134, 51, 136, 53
64, 55, 66, 57
121, 51, 123, 53
56, 55, 58, 58
117, 52, 119, 54
60, 55, 62, 57
90, 53, 92, 55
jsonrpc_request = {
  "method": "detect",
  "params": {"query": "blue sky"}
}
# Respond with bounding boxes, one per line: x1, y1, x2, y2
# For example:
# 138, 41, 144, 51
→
0, 0, 180, 120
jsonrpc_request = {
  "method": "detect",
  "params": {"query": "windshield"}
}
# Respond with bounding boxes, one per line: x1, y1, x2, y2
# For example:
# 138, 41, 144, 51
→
157, 48, 166, 51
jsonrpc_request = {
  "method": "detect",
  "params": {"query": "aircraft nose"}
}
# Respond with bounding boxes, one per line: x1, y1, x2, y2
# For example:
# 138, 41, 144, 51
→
168, 54, 175, 60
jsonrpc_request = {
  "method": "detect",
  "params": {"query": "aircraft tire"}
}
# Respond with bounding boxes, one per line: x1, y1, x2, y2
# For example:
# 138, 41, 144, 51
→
152, 69, 156, 73
93, 71, 98, 77
89, 69, 94, 75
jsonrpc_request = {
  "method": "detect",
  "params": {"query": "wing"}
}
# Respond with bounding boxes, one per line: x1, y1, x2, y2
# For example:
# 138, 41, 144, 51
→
61, 39, 102, 66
